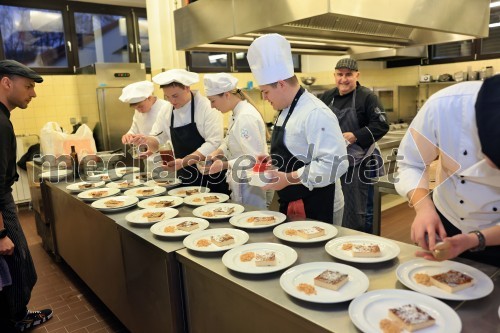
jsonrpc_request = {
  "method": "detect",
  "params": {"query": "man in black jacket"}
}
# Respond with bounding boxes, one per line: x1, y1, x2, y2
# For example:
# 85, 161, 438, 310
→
320, 58, 389, 232
0, 60, 53, 332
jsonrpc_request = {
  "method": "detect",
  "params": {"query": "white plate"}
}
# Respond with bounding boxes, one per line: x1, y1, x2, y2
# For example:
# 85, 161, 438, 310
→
184, 193, 230, 206
348, 289, 462, 333
273, 221, 338, 243
325, 235, 400, 263
114, 166, 140, 176
40, 169, 73, 180
145, 178, 182, 188
396, 258, 494, 301
77, 188, 120, 201
222, 243, 298, 274
229, 211, 287, 229
138, 195, 184, 209
279, 262, 369, 303
66, 181, 105, 193
183, 228, 249, 253
124, 186, 166, 198
124, 207, 179, 225
86, 172, 122, 182
192, 203, 245, 220
106, 179, 144, 191
90, 195, 139, 211
150, 217, 209, 237
167, 186, 210, 197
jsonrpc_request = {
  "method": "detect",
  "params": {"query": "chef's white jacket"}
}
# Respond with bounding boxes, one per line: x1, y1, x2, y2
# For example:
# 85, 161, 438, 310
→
127, 98, 168, 136
151, 91, 223, 156
275, 90, 348, 189
396, 81, 500, 232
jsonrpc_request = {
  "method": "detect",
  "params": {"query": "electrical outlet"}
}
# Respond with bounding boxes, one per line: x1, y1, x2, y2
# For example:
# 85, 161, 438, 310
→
81, 116, 88, 124
70, 117, 76, 124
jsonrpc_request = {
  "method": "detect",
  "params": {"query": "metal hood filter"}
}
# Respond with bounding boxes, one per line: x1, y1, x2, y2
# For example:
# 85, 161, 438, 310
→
174, 0, 490, 59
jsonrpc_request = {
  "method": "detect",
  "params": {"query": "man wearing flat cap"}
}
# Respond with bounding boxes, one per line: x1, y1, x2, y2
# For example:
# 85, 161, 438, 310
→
320, 58, 389, 233
247, 34, 348, 224
119, 80, 169, 144
130, 69, 228, 194
396, 75, 500, 267
0, 60, 53, 331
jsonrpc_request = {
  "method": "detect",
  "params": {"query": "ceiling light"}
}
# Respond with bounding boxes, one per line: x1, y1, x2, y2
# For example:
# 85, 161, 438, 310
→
490, 1, 500, 8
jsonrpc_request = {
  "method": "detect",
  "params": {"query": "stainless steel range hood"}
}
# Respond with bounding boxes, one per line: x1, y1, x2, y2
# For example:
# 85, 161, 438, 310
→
174, 0, 490, 59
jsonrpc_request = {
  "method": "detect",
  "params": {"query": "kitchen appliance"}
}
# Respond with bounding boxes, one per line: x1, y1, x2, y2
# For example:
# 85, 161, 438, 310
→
76, 63, 147, 152
372, 86, 418, 124
420, 74, 433, 83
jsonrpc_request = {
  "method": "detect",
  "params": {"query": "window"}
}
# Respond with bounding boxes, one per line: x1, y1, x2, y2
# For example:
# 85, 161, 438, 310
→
137, 17, 150, 68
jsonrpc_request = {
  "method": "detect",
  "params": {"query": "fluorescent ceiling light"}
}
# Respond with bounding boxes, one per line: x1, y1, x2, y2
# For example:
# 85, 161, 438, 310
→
490, 1, 500, 8
228, 36, 254, 41
289, 40, 328, 46
489, 22, 500, 28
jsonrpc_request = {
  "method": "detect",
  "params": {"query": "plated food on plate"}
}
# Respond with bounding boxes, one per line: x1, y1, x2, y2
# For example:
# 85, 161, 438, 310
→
341, 242, 382, 258
183, 228, 249, 252
414, 270, 474, 293
192, 203, 245, 220
380, 304, 436, 332
229, 211, 286, 229
297, 269, 349, 296
77, 188, 120, 201
124, 186, 166, 198
138, 195, 183, 209
274, 221, 338, 243
150, 217, 209, 237
325, 235, 400, 263
103, 199, 125, 208
184, 193, 229, 206
66, 181, 106, 193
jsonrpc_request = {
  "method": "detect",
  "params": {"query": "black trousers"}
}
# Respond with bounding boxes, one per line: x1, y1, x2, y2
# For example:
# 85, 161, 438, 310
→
0, 192, 37, 329
437, 209, 500, 268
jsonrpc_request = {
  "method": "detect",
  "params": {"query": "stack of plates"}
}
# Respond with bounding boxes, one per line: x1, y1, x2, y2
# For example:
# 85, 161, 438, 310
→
91, 195, 139, 212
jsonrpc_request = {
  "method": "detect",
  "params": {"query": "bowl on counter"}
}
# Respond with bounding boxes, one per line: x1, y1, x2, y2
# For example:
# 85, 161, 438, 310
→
300, 77, 316, 86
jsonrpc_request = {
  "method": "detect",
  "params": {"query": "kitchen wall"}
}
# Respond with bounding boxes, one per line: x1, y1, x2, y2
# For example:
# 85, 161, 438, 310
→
10, 57, 500, 137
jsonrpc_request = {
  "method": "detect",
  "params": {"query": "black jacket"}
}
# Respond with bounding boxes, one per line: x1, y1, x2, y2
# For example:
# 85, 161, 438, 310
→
320, 83, 389, 149
0, 102, 18, 209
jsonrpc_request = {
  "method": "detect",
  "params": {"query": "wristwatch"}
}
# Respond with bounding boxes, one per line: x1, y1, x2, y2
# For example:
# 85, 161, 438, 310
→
0, 228, 7, 239
468, 230, 486, 252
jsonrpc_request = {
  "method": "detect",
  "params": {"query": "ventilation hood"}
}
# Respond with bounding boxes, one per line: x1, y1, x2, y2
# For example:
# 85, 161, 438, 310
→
174, 0, 490, 59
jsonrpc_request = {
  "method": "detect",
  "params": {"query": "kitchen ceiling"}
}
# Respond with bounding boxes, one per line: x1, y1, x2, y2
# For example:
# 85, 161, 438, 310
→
69, 0, 146, 8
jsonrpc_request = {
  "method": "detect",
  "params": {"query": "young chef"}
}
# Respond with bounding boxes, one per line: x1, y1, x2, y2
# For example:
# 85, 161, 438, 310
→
396, 75, 500, 267
199, 73, 267, 208
247, 33, 348, 223
119, 80, 168, 144
130, 69, 228, 194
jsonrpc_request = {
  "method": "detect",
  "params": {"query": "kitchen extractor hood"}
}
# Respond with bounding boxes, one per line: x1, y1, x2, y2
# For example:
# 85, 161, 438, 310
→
174, 0, 490, 58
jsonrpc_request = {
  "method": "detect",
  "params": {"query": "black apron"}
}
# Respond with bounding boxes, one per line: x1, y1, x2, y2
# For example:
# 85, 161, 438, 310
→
169, 93, 229, 194
270, 87, 335, 224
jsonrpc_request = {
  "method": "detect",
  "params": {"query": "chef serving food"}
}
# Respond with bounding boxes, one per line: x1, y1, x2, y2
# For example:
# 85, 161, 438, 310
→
119, 80, 168, 144
396, 75, 500, 267
199, 73, 267, 208
129, 69, 229, 194
247, 33, 348, 223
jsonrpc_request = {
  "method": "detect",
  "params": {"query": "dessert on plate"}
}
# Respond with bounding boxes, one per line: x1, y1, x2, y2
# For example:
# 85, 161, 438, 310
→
176, 221, 199, 232
254, 251, 276, 266
313, 269, 348, 291
142, 211, 165, 222
296, 226, 325, 239
430, 269, 474, 293
103, 199, 124, 208
387, 304, 436, 332
210, 234, 235, 247
247, 216, 276, 225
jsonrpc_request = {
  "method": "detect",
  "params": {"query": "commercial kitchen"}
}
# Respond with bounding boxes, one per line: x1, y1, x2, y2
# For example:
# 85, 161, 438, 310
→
2, 0, 500, 332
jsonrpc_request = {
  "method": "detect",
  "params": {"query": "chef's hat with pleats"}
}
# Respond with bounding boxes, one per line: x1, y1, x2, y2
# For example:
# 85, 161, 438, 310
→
247, 33, 294, 86
152, 69, 199, 87
204, 73, 238, 96
119, 80, 154, 104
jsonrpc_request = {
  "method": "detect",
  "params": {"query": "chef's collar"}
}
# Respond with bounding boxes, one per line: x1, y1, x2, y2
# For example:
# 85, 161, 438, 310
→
475, 74, 500, 168
0, 102, 10, 118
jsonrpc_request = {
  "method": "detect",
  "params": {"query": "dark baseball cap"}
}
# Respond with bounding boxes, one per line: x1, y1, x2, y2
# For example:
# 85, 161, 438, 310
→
0, 59, 43, 83
335, 58, 358, 71
475, 74, 500, 168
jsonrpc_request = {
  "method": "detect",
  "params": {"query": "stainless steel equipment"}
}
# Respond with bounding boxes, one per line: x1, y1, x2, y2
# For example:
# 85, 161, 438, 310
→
372, 86, 418, 124
76, 63, 147, 152
174, 0, 490, 59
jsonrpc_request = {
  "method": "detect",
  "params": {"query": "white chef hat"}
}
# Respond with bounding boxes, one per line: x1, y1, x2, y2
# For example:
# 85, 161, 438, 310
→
119, 80, 154, 104
203, 73, 239, 96
152, 69, 199, 87
247, 33, 294, 86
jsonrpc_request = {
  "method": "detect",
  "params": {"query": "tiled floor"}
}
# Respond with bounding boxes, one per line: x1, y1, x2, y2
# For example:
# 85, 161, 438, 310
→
17, 206, 129, 333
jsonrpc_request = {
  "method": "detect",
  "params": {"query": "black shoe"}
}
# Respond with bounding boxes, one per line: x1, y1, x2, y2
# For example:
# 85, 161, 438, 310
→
15, 309, 53, 332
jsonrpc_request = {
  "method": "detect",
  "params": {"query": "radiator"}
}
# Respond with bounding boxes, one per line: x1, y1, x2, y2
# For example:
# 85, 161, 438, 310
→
13, 135, 39, 204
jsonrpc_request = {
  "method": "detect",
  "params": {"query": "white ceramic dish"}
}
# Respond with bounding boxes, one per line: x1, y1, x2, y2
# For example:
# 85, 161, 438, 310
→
348, 289, 461, 333
279, 262, 369, 304
273, 221, 338, 243
124, 186, 166, 198
150, 217, 210, 237
183, 193, 229, 206
183, 228, 249, 253
325, 235, 400, 263
396, 258, 494, 300
114, 166, 140, 176
124, 207, 179, 225
222, 242, 297, 274
90, 195, 138, 212
66, 181, 105, 193
167, 186, 210, 197
40, 169, 73, 181
77, 187, 120, 201
106, 179, 144, 191
145, 178, 182, 188
86, 172, 122, 182
192, 203, 245, 220
137, 195, 184, 209
229, 211, 287, 229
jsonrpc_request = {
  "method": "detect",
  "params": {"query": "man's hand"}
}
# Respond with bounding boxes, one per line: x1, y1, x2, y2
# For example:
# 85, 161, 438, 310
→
0, 237, 14, 256
415, 234, 476, 261
262, 170, 289, 191
410, 197, 446, 251
165, 158, 185, 172
343, 132, 357, 144
121, 133, 136, 144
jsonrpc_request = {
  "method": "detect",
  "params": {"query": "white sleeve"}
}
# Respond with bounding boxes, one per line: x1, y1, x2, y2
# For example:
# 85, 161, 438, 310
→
149, 104, 172, 145
395, 103, 439, 198
196, 103, 223, 157
296, 110, 348, 189
227, 114, 266, 167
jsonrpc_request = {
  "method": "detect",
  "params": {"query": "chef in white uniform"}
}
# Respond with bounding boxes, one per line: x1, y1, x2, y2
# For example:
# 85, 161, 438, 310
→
200, 73, 267, 208
119, 80, 167, 144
